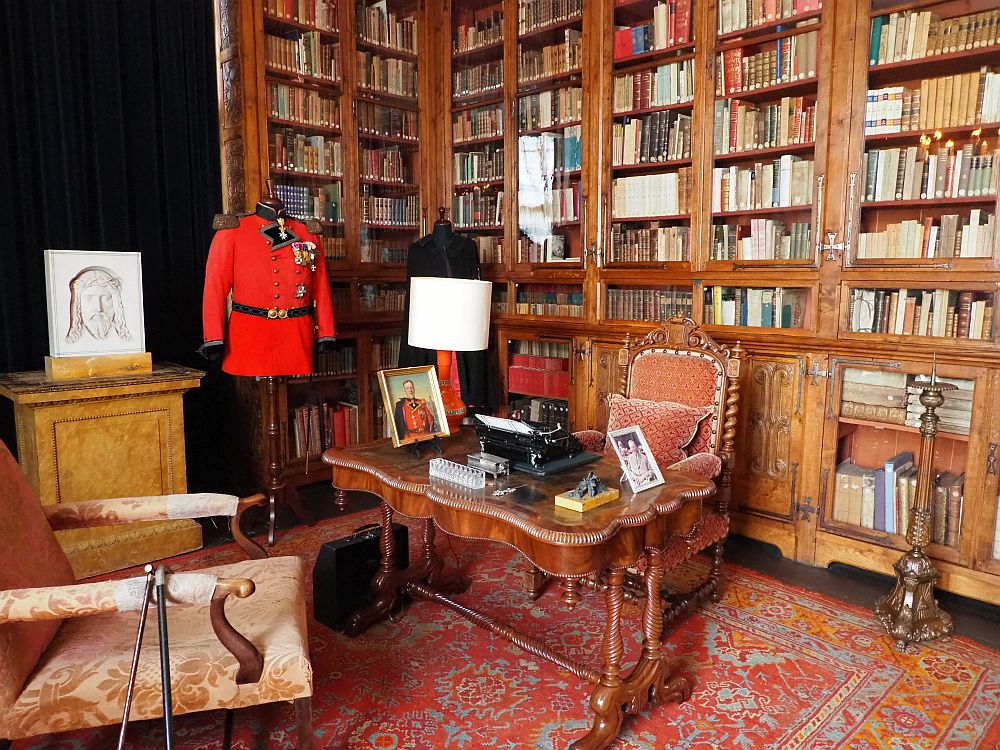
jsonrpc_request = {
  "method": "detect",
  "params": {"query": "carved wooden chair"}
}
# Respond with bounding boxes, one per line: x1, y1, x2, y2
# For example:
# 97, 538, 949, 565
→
0, 439, 314, 749
535, 317, 743, 627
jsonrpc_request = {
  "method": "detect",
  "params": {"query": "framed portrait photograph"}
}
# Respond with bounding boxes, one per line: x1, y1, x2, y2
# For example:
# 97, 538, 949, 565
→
377, 365, 450, 448
44, 249, 146, 357
608, 425, 665, 493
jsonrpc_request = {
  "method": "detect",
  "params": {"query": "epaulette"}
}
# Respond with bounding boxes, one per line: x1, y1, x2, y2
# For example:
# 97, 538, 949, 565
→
213, 213, 240, 230
304, 218, 323, 234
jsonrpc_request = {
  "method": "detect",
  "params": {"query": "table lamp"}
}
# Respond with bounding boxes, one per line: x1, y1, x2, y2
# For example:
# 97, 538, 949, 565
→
407, 277, 492, 431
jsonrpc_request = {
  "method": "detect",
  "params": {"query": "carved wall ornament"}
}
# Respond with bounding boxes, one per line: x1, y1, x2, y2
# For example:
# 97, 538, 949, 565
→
747, 360, 793, 480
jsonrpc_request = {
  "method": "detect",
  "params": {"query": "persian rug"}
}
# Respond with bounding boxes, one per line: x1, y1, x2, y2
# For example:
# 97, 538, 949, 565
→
12, 509, 1000, 750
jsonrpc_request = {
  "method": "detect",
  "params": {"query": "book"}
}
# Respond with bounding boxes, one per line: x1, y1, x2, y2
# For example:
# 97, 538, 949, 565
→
884, 451, 914, 535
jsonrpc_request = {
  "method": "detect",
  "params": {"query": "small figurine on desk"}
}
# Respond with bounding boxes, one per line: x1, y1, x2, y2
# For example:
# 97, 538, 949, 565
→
555, 472, 620, 513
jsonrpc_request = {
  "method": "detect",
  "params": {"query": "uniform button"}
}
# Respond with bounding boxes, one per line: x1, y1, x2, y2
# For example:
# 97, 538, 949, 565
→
272, 268, 279, 273
274, 294, 280, 299
296, 270, 301, 274
273, 281, 279, 287
271, 256, 277, 261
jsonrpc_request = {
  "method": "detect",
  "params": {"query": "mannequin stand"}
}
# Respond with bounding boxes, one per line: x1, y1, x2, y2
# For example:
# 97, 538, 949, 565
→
263, 376, 314, 545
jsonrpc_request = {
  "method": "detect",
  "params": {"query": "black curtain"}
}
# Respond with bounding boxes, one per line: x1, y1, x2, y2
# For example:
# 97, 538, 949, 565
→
0, 0, 239, 491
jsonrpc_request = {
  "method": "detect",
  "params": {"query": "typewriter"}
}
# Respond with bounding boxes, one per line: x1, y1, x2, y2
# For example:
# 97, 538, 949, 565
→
473, 415, 600, 476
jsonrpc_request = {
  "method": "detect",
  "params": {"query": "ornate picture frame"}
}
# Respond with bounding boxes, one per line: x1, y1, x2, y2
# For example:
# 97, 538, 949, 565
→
608, 425, 664, 493
377, 365, 450, 448
43, 249, 146, 358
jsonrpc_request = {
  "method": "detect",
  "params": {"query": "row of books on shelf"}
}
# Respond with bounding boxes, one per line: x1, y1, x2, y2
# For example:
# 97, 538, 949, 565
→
359, 146, 410, 183
717, 29, 818, 97
517, 234, 568, 263
453, 146, 504, 185
266, 33, 340, 82
357, 101, 418, 140
606, 288, 693, 322
509, 396, 570, 430
611, 224, 690, 262
359, 195, 419, 226
453, 3, 502, 54
493, 290, 509, 312
711, 219, 812, 261
360, 244, 407, 264
863, 144, 998, 202
868, 8, 1000, 67
612, 0, 693, 61
355, 3, 417, 54
848, 288, 993, 341
356, 53, 418, 98
290, 401, 358, 459
323, 234, 346, 261
453, 61, 503, 100
511, 352, 568, 371
358, 283, 405, 312
474, 235, 503, 264
857, 211, 995, 260
612, 111, 692, 166
519, 126, 583, 172
832, 455, 962, 547
840, 369, 972, 434
713, 96, 815, 154
507, 365, 570, 399
517, 31, 582, 84
520, 181, 580, 223
519, 87, 582, 131
371, 335, 401, 370
311, 347, 355, 376
704, 286, 808, 328
717, 0, 820, 35
270, 129, 342, 176
455, 102, 504, 143
274, 182, 341, 222
268, 83, 339, 128
613, 61, 694, 112
264, 0, 337, 31
517, 0, 582, 35
514, 285, 584, 317
865, 69, 1000, 135
453, 189, 503, 229
711, 157, 814, 211
514, 340, 571, 358
612, 169, 692, 218
330, 285, 351, 313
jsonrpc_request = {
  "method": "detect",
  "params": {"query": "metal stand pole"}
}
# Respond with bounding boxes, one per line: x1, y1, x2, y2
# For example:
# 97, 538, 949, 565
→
155, 565, 175, 750
117, 565, 155, 750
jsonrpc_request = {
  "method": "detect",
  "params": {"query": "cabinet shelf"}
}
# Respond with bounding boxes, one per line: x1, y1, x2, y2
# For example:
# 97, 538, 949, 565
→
358, 131, 420, 147
613, 213, 691, 222
355, 37, 418, 61
265, 66, 341, 90
613, 100, 694, 118
263, 12, 338, 38
867, 43, 1000, 87
455, 178, 504, 189
713, 205, 812, 217
355, 89, 419, 109
452, 40, 504, 61
716, 8, 824, 42
519, 119, 582, 136
837, 416, 969, 442
713, 141, 816, 163
452, 92, 504, 110
271, 167, 343, 180
454, 133, 504, 147
861, 196, 997, 209
718, 76, 818, 103
518, 16, 584, 43
613, 45, 696, 72
268, 117, 341, 135
517, 69, 584, 94
612, 158, 692, 174
864, 122, 1000, 145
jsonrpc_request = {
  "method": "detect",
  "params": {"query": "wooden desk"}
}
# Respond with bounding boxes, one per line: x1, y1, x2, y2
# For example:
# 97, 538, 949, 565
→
323, 431, 715, 750
0, 363, 205, 578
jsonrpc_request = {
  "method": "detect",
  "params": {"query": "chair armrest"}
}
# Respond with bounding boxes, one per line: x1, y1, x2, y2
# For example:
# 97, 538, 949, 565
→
43, 492, 269, 561
573, 429, 606, 454
0, 573, 253, 624
667, 452, 723, 480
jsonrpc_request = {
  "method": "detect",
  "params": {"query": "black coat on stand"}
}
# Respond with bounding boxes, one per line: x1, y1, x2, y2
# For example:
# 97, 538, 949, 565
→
398, 231, 498, 410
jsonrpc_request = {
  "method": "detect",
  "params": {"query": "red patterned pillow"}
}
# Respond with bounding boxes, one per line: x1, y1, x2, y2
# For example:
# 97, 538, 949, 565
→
605, 394, 712, 468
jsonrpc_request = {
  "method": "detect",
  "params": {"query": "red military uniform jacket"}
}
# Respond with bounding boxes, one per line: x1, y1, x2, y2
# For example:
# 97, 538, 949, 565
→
202, 214, 335, 376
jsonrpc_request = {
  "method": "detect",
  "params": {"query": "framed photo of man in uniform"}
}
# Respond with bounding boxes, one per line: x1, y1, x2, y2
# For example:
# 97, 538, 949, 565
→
608, 426, 664, 493
378, 365, 450, 448
43, 249, 146, 358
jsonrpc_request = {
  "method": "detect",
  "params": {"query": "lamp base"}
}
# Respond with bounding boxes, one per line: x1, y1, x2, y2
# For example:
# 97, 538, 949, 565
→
875, 548, 953, 649
436, 349, 466, 432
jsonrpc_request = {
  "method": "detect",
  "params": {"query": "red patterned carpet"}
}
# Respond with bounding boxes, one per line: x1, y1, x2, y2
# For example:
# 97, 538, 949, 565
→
14, 510, 1000, 750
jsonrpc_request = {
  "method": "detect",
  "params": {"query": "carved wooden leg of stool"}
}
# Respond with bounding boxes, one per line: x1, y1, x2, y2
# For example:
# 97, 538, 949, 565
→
560, 576, 581, 609
708, 539, 726, 603
523, 565, 547, 599
334, 488, 349, 512
295, 696, 314, 750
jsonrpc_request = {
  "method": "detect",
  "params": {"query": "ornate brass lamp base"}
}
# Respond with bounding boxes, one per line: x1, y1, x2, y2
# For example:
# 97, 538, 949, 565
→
875, 548, 953, 649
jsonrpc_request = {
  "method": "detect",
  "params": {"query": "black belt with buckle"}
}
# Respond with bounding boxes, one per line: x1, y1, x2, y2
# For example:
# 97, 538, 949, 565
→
233, 301, 312, 320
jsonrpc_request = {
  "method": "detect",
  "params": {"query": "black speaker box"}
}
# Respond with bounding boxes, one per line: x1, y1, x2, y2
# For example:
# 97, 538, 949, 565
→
312, 523, 408, 631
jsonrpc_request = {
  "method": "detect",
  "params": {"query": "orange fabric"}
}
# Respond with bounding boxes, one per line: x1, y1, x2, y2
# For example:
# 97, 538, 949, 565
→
668, 452, 723, 479
0, 440, 75, 715
1, 556, 312, 740
605, 394, 711, 467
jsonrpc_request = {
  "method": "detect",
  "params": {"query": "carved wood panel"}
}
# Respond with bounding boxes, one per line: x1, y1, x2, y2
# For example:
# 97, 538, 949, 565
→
733, 355, 800, 519
591, 342, 622, 433
222, 57, 243, 130
224, 138, 247, 214
218, 0, 239, 51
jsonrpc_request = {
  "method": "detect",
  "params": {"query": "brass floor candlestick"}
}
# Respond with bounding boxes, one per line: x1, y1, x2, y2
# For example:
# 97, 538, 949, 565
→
875, 361, 955, 648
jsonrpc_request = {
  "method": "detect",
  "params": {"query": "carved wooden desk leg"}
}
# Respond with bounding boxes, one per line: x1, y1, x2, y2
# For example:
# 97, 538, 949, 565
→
642, 548, 690, 709
420, 518, 471, 594
571, 568, 626, 750
523, 565, 547, 600
345, 501, 406, 636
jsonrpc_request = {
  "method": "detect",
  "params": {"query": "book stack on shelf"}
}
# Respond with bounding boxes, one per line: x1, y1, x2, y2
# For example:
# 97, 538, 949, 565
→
847, 288, 994, 339
507, 351, 570, 400
359, 282, 406, 312
290, 400, 359, 458
868, 8, 1000, 68
514, 283, 584, 317
613, 0, 692, 61
905, 375, 973, 434
356, 0, 420, 266
717, 0, 821, 35
605, 287, 693, 322
711, 219, 811, 260
704, 286, 809, 328
371, 335, 401, 370
611, 223, 690, 262
311, 346, 357, 377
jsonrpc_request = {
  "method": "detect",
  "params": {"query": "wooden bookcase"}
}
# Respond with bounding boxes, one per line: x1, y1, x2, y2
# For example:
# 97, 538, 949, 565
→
216, 0, 1000, 603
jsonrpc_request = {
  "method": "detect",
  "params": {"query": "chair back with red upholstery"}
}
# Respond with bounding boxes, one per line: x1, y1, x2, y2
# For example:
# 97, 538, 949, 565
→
0, 440, 76, 715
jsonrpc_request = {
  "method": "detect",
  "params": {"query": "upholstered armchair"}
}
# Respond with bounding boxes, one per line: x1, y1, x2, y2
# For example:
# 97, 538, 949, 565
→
0, 439, 314, 749
561, 317, 744, 626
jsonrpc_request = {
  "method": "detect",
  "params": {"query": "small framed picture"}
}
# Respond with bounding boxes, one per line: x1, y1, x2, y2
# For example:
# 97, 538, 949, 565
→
608, 426, 664, 493
377, 365, 450, 448
43, 249, 146, 357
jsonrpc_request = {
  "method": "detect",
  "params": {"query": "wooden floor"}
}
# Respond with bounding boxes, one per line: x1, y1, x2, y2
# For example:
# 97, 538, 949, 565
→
210, 481, 1000, 651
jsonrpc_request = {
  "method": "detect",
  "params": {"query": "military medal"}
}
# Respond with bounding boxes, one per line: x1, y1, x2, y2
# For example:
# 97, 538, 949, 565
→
295, 283, 307, 299
292, 241, 318, 271
277, 217, 289, 240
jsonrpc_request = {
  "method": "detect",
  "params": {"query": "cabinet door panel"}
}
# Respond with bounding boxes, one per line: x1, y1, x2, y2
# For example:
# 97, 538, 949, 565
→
734, 354, 803, 520
587, 340, 625, 433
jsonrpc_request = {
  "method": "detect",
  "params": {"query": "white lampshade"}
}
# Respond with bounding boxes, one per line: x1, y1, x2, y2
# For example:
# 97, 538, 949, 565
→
407, 277, 492, 351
